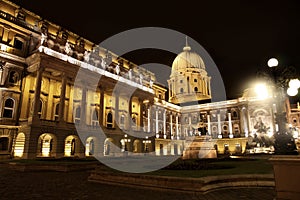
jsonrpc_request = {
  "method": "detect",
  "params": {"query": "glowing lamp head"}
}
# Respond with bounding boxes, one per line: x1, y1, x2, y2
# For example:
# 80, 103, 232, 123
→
287, 87, 298, 96
267, 58, 279, 68
289, 79, 300, 89
255, 83, 268, 99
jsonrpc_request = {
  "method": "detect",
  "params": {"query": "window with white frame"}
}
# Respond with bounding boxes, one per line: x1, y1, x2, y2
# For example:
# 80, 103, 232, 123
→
2, 98, 14, 118
91, 109, 99, 127
74, 106, 81, 124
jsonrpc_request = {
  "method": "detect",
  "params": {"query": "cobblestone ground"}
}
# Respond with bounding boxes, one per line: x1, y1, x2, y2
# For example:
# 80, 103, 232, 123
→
0, 164, 275, 200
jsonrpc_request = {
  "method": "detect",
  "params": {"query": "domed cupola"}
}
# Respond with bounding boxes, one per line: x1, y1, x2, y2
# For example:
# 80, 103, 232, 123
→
171, 40, 206, 77
168, 37, 211, 104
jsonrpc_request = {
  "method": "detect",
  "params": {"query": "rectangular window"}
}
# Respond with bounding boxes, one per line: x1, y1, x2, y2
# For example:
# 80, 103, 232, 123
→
14, 39, 23, 50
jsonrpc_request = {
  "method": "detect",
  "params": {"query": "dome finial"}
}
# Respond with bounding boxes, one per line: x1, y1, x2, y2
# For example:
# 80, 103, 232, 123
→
183, 36, 191, 51
185, 36, 188, 47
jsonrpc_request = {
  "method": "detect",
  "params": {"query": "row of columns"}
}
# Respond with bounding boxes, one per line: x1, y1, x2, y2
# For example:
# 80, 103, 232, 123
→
155, 108, 180, 139
31, 66, 250, 139
181, 109, 250, 139
31, 65, 151, 130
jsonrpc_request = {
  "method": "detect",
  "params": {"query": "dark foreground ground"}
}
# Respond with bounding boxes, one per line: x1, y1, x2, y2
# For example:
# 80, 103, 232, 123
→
0, 164, 275, 200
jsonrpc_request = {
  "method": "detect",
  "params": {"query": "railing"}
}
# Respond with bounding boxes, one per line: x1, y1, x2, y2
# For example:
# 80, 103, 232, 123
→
38, 46, 155, 94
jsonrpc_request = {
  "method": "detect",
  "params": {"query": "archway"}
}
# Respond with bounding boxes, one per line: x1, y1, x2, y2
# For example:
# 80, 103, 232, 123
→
38, 133, 57, 157
85, 137, 95, 156
133, 139, 141, 153
14, 133, 25, 157
64, 135, 79, 157
104, 138, 114, 156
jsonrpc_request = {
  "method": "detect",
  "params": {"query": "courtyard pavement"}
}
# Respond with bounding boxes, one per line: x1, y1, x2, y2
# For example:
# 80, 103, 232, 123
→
0, 164, 276, 200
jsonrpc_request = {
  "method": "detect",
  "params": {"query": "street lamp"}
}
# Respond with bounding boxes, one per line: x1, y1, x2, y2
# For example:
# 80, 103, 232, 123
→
143, 136, 151, 153
287, 79, 300, 96
123, 134, 131, 152
261, 58, 299, 154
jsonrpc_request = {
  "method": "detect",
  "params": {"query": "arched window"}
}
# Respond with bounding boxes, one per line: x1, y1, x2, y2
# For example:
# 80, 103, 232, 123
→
120, 114, 125, 125
132, 116, 137, 126
91, 109, 99, 127
85, 138, 94, 156
3, 98, 14, 118
194, 87, 198, 92
14, 133, 25, 157
180, 88, 184, 93
64, 135, 77, 156
232, 111, 238, 119
38, 99, 43, 119
74, 106, 81, 124
107, 112, 113, 128
8, 71, 19, 84
54, 103, 59, 121
194, 79, 197, 82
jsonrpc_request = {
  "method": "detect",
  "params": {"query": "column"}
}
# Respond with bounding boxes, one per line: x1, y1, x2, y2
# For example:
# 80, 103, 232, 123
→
170, 113, 173, 139
128, 97, 132, 131
80, 85, 87, 126
147, 108, 151, 133
228, 112, 233, 138
242, 107, 249, 137
208, 77, 212, 95
58, 73, 67, 122
176, 115, 179, 139
99, 89, 104, 126
46, 79, 55, 120
139, 99, 143, 131
189, 115, 192, 135
168, 82, 171, 98
207, 114, 211, 136
217, 113, 222, 138
155, 109, 158, 135
172, 83, 175, 97
32, 67, 44, 119
114, 93, 119, 128
163, 110, 166, 139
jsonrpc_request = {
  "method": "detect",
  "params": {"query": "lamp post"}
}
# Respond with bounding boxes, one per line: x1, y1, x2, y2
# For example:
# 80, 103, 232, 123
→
143, 136, 151, 153
261, 58, 299, 154
123, 134, 131, 153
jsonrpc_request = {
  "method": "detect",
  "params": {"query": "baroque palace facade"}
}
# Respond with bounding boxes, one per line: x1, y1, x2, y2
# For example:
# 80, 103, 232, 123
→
0, 0, 299, 159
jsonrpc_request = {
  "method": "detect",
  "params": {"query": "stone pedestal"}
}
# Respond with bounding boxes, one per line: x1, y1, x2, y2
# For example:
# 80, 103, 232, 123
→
182, 136, 217, 159
269, 155, 300, 200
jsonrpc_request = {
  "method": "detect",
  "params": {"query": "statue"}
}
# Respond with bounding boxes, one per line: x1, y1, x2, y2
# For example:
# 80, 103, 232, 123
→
128, 69, 132, 80
83, 51, 90, 63
149, 79, 153, 88
139, 73, 143, 85
41, 32, 47, 46
101, 59, 106, 69
115, 64, 120, 75
65, 41, 72, 55
254, 117, 268, 133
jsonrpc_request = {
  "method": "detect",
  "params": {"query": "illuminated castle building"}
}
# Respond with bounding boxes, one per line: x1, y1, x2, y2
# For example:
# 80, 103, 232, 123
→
0, 0, 299, 159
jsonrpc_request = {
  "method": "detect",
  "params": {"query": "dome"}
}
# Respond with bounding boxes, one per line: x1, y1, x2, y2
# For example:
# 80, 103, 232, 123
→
171, 43, 205, 76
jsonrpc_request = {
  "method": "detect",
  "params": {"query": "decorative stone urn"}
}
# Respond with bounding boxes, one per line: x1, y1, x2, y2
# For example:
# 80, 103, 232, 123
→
269, 155, 300, 200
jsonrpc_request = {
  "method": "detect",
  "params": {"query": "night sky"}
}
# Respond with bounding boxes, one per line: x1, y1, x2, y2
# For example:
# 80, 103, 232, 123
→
10, 0, 300, 103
